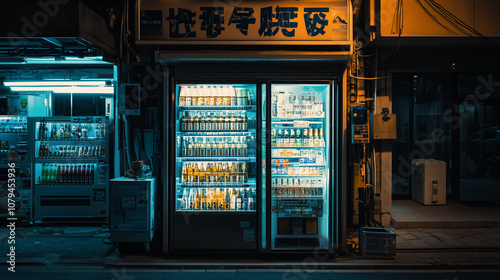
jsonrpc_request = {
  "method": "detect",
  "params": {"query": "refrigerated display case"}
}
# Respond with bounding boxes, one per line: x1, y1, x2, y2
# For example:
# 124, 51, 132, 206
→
263, 83, 333, 251
31, 116, 109, 222
172, 84, 258, 250
0, 116, 32, 221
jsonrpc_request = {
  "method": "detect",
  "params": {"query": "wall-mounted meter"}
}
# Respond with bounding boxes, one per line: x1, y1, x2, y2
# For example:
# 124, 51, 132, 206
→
351, 107, 369, 144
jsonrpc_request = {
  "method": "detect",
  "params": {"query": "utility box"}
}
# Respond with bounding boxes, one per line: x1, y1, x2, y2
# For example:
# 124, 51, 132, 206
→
109, 177, 155, 243
412, 159, 446, 205
360, 227, 396, 259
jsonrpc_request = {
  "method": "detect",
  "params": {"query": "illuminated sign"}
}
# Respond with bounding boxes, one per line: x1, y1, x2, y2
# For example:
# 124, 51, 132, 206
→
137, 0, 350, 44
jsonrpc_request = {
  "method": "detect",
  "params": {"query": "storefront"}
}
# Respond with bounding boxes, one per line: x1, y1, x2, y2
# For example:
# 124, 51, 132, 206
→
136, 0, 353, 253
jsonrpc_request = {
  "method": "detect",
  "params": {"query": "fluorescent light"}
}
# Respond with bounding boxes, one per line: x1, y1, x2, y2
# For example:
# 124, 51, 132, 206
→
4, 81, 107, 87
10, 86, 114, 94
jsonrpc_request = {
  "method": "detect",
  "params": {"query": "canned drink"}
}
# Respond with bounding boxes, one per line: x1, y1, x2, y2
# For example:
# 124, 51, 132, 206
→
277, 187, 282, 196
272, 179, 277, 187
287, 187, 293, 197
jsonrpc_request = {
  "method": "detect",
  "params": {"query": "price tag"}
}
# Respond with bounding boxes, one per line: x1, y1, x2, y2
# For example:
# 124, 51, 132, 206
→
294, 121, 309, 128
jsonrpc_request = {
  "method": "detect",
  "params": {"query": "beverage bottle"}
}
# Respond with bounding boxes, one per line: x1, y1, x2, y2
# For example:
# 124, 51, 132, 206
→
101, 123, 106, 138
229, 86, 236, 106
242, 137, 248, 157
185, 86, 192, 106
223, 86, 231, 106
306, 95, 313, 116
194, 189, 200, 210
230, 113, 236, 131
249, 189, 255, 210
224, 189, 230, 211
301, 95, 307, 117
207, 86, 215, 106
308, 128, 314, 147
198, 86, 205, 106
236, 138, 243, 157
200, 188, 207, 210
230, 189, 236, 211
206, 140, 212, 157
293, 94, 301, 117
224, 139, 230, 157
212, 139, 218, 158
277, 129, 283, 147
285, 94, 293, 117
193, 163, 200, 184
217, 163, 224, 183
188, 188, 194, 210
187, 113, 193, 131
236, 189, 242, 211
290, 129, 296, 146
200, 113, 206, 131
182, 137, 187, 157
236, 112, 242, 131
192, 86, 199, 106
206, 163, 212, 184
178, 86, 186, 106
206, 189, 212, 210
224, 163, 230, 184
284, 129, 290, 147
217, 113, 224, 131
271, 93, 277, 117
199, 140, 206, 157
193, 141, 199, 157
212, 163, 218, 183
193, 113, 200, 131
313, 128, 319, 147
217, 138, 224, 157
271, 129, 276, 147
230, 162, 237, 183
181, 188, 188, 210
51, 123, 57, 139
319, 128, 325, 147
217, 188, 224, 210
216, 86, 223, 106
95, 124, 101, 139
230, 138, 236, 157
242, 112, 248, 131
182, 163, 188, 183
242, 163, 248, 183
57, 165, 62, 183
82, 124, 88, 139
303, 128, 309, 146
187, 163, 193, 184
199, 163, 206, 184
187, 139, 193, 157
181, 112, 187, 131
223, 113, 230, 131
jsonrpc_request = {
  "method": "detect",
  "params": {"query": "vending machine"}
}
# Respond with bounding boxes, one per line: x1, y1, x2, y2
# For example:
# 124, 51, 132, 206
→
171, 83, 258, 250
31, 116, 110, 223
0, 116, 32, 221
261, 82, 334, 252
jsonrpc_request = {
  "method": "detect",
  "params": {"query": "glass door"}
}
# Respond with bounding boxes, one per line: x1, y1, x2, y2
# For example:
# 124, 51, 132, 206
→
175, 84, 257, 213
268, 83, 331, 250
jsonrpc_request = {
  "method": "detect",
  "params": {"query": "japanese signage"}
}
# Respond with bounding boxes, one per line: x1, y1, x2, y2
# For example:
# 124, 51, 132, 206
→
138, 0, 349, 44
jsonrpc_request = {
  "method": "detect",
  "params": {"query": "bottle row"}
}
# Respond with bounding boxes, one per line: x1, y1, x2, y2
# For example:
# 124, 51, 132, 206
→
181, 136, 248, 158
0, 117, 28, 133
179, 85, 252, 107
272, 148, 324, 158
39, 164, 94, 185
271, 160, 324, 176
272, 177, 324, 188
37, 122, 106, 140
181, 162, 249, 184
271, 92, 324, 118
271, 128, 324, 147
178, 187, 256, 211
180, 111, 249, 132
276, 201, 323, 218
38, 143, 106, 159
273, 186, 324, 198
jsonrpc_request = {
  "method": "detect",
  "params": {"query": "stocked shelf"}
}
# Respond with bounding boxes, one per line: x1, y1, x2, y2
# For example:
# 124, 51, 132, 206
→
35, 158, 104, 163
272, 175, 324, 178
179, 106, 256, 111
274, 197, 324, 200
177, 157, 255, 162
272, 146, 325, 149
177, 210, 255, 213
178, 131, 255, 136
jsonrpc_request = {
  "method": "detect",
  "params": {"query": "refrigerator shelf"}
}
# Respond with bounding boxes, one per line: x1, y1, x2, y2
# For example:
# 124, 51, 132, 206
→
178, 106, 256, 111
273, 116, 325, 121
36, 138, 106, 142
35, 183, 96, 187
176, 210, 255, 213
177, 183, 256, 188
35, 158, 104, 162
272, 146, 325, 149
177, 157, 256, 162
271, 175, 323, 178
178, 131, 255, 136
271, 121, 323, 125
273, 234, 320, 238
284, 163, 326, 167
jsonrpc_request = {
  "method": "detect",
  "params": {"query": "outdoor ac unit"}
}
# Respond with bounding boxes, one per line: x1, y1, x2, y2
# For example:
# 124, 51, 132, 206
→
411, 159, 446, 205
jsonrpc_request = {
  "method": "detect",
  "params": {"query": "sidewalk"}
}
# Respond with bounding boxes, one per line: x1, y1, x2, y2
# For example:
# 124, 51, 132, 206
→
1, 226, 500, 270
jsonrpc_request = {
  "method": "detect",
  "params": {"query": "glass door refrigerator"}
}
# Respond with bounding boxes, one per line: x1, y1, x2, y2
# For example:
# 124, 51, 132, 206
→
262, 82, 333, 252
31, 116, 110, 223
172, 83, 258, 250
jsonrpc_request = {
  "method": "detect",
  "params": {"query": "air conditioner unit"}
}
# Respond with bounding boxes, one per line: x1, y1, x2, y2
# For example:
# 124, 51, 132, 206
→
411, 159, 446, 205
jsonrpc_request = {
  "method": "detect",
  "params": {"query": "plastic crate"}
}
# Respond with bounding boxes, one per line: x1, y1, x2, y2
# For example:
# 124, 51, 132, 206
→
359, 227, 396, 258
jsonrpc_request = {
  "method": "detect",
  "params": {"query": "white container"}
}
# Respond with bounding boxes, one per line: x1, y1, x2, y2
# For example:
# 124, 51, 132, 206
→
411, 159, 446, 205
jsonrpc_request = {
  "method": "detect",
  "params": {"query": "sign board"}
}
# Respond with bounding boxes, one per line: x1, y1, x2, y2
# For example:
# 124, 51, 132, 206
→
137, 0, 350, 44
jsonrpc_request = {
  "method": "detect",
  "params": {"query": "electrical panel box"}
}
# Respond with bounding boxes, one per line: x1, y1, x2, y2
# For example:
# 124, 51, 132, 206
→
411, 159, 446, 205
109, 177, 155, 243
351, 107, 369, 144
372, 113, 397, 139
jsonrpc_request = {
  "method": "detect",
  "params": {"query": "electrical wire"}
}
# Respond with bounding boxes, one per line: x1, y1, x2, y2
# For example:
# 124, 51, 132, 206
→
414, 0, 455, 34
